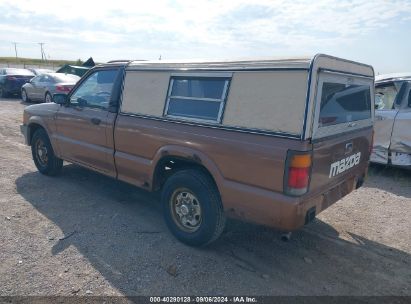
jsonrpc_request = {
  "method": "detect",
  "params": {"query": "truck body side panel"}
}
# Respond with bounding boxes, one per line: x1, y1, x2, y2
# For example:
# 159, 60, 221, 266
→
114, 114, 310, 192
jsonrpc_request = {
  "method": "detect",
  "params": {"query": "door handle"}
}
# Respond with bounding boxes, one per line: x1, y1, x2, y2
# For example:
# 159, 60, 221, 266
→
91, 118, 101, 125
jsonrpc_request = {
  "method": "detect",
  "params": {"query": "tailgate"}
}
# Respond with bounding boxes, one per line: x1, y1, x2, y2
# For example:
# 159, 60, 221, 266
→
310, 128, 372, 194
309, 70, 374, 194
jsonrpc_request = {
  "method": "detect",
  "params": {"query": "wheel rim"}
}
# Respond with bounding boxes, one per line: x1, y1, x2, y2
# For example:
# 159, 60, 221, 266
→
35, 138, 48, 167
170, 188, 202, 233
45, 94, 52, 103
22, 90, 27, 102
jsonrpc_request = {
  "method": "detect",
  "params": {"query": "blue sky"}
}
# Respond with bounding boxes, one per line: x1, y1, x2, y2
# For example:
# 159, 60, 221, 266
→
0, 0, 410, 74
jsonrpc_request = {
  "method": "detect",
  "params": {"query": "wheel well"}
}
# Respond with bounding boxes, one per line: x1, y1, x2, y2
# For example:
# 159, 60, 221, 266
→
152, 156, 218, 192
28, 123, 45, 145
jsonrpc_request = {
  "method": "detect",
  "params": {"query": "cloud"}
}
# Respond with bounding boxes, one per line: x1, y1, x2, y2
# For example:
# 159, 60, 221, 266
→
0, 0, 410, 61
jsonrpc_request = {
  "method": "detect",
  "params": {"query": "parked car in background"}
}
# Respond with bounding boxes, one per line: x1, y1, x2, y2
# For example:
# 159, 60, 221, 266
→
21, 73, 80, 103
0, 68, 35, 97
371, 73, 411, 168
29, 68, 55, 76
21, 54, 374, 246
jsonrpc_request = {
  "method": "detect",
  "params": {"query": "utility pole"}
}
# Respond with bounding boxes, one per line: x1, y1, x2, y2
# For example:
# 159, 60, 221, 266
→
12, 42, 18, 60
39, 42, 45, 61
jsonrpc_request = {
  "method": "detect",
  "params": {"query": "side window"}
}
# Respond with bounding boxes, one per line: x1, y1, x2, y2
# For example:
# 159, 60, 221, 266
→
42, 75, 54, 83
164, 76, 230, 122
31, 76, 41, 83
70, 69, 119, 109
375, 83, 398, 110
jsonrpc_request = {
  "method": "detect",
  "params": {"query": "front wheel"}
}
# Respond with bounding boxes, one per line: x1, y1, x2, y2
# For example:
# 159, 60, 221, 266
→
31, 128, 63, 176
161, 169, 226, 246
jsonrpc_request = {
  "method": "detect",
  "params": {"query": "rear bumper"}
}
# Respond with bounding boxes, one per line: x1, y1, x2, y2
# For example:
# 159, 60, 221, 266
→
222, 173, 361, 231
20, 124, 29, 145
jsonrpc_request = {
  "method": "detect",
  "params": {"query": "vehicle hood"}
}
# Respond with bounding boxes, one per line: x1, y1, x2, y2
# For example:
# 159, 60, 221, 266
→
23, 103, 60, 124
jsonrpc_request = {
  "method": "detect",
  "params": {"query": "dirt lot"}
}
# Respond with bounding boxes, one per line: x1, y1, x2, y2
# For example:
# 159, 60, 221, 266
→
0, 97, 410, 296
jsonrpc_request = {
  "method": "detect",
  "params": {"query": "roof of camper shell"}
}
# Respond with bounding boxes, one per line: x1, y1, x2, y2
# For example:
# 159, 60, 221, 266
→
126, 56, 313, 70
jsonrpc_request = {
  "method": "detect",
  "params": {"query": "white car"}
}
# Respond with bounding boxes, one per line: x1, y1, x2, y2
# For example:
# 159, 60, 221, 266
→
371, 73, 411, 168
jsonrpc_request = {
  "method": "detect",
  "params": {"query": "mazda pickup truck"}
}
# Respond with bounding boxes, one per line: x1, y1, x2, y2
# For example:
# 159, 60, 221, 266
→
21, 54, 374, 246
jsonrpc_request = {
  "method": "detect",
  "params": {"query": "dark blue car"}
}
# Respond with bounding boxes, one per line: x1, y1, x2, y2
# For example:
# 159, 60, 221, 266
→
0, 68, 35, 97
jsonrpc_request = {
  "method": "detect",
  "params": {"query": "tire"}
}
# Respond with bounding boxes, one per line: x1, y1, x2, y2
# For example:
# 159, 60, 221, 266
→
162, 169, 226, 246
0, 86, 7, 98
31, 128, 63, 176
21, 89, 30, 102
45, 92, 53, 103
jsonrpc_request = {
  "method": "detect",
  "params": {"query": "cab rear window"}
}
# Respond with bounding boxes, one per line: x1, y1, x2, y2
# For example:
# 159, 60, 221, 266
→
319, 82, 371, 127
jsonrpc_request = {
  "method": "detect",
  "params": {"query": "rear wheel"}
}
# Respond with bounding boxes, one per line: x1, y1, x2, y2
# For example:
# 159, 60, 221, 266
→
21, 89, 30, 102
0, 86, 7, 98
45, 92, 53, 103
161, 169, 226, 246
31, 128, 63, 176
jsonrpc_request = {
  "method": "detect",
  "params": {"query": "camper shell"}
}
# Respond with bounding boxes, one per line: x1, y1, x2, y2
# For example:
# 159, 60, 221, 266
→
21, 54, 374, 246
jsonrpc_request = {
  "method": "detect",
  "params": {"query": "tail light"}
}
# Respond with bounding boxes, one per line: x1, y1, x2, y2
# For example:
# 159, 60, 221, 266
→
56, 85, 71, 92
6, 76, 16, 80
284, 151, 312, 196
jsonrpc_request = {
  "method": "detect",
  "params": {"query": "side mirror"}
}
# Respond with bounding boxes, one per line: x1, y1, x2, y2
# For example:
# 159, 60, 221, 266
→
408, 92, 411, 108
53, 93, 68, 105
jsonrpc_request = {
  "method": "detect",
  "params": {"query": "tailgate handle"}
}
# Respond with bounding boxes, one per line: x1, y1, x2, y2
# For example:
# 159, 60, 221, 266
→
345, 142, 353, 154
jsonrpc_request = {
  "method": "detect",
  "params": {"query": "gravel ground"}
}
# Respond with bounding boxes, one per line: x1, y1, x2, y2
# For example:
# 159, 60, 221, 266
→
0, 97, 410, 296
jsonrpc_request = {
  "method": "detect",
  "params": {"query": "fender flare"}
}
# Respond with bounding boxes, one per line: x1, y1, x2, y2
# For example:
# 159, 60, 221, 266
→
27, 117, 60, 156
149, 145, 225, 191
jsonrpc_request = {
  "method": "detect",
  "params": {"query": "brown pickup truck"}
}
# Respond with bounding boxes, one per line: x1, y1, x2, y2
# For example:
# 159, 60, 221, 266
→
21, 54, 374, 246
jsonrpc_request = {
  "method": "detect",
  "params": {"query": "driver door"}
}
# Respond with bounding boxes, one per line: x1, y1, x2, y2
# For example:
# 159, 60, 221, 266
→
29, 76, 44, 100
54, 69, 119, 176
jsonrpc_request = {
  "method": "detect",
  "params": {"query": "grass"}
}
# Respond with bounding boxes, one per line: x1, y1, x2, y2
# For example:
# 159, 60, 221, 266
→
0, 57, 80, 67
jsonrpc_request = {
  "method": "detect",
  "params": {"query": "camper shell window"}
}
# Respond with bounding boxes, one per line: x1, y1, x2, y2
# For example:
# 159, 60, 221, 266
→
319, 82, 372, 127
164, 76, 230, 123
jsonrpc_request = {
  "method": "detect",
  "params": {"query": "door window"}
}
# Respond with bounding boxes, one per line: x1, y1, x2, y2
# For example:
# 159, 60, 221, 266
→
31, 76, 41, 84
70, 69, 119, 109
42, 74, 54, 83
375, 83, 399, 110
